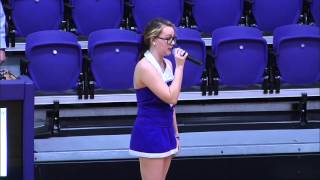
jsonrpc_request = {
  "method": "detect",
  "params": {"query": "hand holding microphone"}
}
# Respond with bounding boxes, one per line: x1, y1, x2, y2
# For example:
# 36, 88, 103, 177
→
174, 48, 188, 66
173, 48, 203, 66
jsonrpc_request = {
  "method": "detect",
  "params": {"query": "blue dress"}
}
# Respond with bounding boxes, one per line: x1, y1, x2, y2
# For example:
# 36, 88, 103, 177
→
129, 51, 178, 158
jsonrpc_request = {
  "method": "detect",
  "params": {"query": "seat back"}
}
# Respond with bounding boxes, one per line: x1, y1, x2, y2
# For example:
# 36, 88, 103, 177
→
191, 0, 243, 34
26, 30, 82, 91
212, 26, 268, 87
11, 0, 64, 36
88, 29, 141, 90
131, 0, 183, 32
167, 28, 206, 88
70, 0, 124, 36
273, 24, 320, 85
311, 0, 320, 26
252, 0, 302, 33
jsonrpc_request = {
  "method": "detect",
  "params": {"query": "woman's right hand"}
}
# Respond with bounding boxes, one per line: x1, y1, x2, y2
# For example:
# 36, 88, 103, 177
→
174, 48, 188, 67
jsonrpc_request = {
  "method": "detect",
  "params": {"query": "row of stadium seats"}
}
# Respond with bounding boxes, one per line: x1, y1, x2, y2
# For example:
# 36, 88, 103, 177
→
23, 28, 205, 94
23, 24, 320, 96
189, 0, 312, 33
2, 0, 320, 40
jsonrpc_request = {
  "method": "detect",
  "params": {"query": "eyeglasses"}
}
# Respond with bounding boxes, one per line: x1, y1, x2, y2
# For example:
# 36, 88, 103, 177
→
157, 36, 177, 45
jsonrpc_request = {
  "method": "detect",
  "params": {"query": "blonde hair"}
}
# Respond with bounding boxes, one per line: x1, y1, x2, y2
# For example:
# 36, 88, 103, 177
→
143, 18, 176, 49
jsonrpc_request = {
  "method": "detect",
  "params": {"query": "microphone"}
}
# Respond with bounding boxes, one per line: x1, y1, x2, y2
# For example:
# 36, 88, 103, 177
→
174, 48, 203, 66
186, 54, 203, 66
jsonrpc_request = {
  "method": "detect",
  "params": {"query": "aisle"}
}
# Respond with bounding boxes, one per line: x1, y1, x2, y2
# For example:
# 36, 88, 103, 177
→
36, 154, 320, 180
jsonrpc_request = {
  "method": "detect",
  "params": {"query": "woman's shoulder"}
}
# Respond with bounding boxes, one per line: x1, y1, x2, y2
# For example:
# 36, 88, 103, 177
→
136, 57, 159, 76
136, 57, 151, 70
134, 58, 150, 89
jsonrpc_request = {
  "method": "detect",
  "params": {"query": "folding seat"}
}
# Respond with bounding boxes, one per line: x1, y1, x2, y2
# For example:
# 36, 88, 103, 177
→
251, 0, 302, 33
166, 28, 206, 88
131, 0, 183, 32
212, 26, 268, 87
190, 0, 243, 34
311, 0, 320, 26
273, 24, 320, 85
25, 30, 82, 91
70, 0, 124, 36
88, 29, 141, 90
10, 0, 64, 37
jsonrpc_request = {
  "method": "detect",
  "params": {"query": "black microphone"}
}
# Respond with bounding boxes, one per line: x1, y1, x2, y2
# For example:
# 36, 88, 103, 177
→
186, 54, 203, 66
181, 51, 203, 66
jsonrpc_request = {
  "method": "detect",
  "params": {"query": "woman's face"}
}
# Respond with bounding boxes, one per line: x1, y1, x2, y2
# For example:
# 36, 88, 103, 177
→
154, 26, 176, 56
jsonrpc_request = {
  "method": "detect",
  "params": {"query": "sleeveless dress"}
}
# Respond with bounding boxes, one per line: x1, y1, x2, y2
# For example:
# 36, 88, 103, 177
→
129, 51, 178, 158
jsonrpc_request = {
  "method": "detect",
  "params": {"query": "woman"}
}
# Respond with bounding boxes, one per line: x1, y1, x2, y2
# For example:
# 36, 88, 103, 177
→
129, 18, 187, 180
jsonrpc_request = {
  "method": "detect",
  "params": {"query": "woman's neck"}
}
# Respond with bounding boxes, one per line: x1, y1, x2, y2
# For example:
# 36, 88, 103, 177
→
149, 48, 165, 69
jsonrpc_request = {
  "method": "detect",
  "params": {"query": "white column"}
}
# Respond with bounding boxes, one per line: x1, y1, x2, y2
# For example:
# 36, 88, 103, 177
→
0, 108, 7, 177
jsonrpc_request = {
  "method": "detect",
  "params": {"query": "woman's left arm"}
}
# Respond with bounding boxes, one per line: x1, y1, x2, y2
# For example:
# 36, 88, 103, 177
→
173, 108, 179, 136
173, 108, 180, 150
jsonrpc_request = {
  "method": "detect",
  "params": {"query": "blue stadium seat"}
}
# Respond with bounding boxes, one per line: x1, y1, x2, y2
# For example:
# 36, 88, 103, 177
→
251, 0, 302, 33
131, 0, 183, 32
190, 0, 243, 34
88, 29, 141, 90
212, 26, 268, 87
167, 28, 206, 88
11, 0, 64, 36
70, 0, 124, 36
273, 24, 320, 85
26, 30, 82, 91
311, 0, 320, 26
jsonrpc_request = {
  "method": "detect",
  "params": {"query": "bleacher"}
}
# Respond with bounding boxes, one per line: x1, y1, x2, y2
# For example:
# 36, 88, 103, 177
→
1, 0, 320, 179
